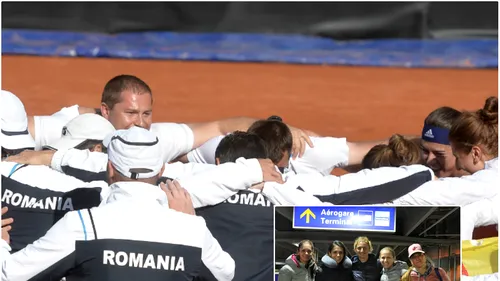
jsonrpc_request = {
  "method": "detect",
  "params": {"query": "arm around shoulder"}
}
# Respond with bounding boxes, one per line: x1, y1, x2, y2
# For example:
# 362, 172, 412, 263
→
347, 139, 387, 166
200, 221, 235, 281
187, 117, 257, 149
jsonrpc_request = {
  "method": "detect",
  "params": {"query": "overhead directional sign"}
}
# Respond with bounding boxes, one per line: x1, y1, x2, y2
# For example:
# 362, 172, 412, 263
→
293, 206, 396, 232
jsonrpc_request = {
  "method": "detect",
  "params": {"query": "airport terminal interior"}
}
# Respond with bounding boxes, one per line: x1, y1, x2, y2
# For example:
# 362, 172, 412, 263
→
275, 206, 461, 280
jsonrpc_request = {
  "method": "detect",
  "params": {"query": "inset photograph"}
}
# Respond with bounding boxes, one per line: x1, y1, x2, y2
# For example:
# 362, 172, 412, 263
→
274, 206, 461, 281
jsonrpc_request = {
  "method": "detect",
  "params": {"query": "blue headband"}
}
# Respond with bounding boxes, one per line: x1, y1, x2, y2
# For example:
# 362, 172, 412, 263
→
421, 125, 450, 145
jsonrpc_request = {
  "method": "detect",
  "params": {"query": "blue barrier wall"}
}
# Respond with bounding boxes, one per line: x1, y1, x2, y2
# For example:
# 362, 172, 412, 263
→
2, 29, 498, 68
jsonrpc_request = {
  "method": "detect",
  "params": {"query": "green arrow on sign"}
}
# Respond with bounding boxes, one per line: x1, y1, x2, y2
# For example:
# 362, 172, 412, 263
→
300, 208, 316, 223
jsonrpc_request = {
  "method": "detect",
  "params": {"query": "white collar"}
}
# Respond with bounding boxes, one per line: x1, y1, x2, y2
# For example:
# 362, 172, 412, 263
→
485, 157, 498, 170
101, 181, 168, 207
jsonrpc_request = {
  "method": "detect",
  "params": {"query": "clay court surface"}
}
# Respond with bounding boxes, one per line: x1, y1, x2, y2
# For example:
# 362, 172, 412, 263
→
2, 55, 497, 141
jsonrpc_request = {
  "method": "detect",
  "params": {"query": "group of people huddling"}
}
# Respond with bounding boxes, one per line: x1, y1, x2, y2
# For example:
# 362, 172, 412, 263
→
0, 74, 497, 281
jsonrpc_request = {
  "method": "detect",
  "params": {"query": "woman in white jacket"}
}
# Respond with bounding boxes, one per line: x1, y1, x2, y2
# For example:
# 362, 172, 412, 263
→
448, 96, 497, 185
392, 96, 499, 206
449, 96, 498, 240
258, 97, 499, 207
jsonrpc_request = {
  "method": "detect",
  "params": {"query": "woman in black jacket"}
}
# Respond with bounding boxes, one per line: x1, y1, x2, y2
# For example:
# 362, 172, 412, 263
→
351, 236, 382, 281
316, 240, 353, 281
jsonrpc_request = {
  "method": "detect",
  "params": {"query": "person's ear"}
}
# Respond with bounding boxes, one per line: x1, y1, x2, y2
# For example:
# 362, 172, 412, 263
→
101, 103, 111, 119
471, 146, 482, 165
215, 158, 220, 165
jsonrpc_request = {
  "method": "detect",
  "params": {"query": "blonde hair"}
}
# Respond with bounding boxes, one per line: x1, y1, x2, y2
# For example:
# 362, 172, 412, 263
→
401, 267, 413, 281
354, 236, 373, 252
380, 247, 395, 258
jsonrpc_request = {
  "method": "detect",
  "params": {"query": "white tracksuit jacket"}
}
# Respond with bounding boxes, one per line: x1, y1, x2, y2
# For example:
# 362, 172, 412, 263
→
1, 157, 263, 258
260, 164, 434, 206
1, 181, 235, 281
33, 105, 194, 162
261, 159, 498, 207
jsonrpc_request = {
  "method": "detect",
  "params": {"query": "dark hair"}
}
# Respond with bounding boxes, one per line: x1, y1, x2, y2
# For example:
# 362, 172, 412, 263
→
74, 139, 107, 153
424, 106, 462, 130
267, 115, 283, 122
247, 120, 292, 164
101, 75, 152, 109
215, 131, 268, 164
328, 240, 348, 264
297, 240, 320, 278
362, 134, 422, 169
449, 96, 498, 156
